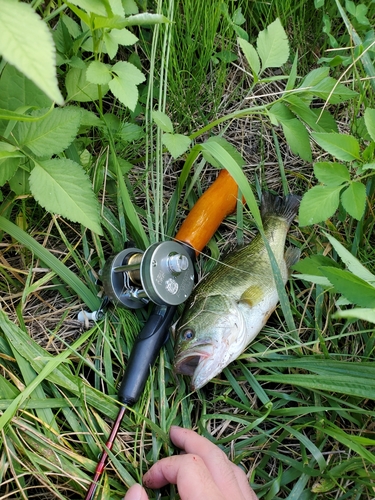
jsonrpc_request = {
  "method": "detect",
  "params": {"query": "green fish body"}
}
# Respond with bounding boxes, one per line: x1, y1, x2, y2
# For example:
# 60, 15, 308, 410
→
174, 192, 300, 390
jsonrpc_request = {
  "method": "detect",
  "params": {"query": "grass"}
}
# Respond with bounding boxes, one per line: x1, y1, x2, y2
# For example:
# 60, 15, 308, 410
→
1, 0, 375, 499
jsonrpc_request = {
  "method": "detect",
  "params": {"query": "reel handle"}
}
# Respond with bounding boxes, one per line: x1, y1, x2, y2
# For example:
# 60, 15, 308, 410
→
175, 169, 239, 255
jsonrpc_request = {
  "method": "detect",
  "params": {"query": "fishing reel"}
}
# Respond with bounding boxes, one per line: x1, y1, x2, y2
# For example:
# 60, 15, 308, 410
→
101, 241, 195, 309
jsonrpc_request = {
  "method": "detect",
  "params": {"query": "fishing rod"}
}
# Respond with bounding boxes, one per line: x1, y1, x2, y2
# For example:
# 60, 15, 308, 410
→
84, 169, 239, 499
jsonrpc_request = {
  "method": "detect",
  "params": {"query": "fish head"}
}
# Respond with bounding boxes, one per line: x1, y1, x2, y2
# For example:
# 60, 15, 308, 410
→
174, 294, 245, 390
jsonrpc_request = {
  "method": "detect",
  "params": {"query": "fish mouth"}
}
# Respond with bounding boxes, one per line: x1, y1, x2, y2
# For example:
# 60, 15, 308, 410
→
174, 345, 213, 378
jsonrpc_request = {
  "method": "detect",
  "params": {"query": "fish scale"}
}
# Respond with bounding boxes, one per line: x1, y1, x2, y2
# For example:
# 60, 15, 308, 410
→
174, 191, 301, 390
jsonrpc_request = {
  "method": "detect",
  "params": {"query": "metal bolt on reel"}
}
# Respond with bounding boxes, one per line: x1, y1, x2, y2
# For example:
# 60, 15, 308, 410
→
101, 241, 195, 309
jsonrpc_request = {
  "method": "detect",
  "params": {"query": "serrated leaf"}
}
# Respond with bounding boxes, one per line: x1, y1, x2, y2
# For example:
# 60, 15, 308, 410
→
66, 0, 107, 16
0, 0, 63, 105
162, 133, 191, 159
0, 64, 52, 113
109, 76, 138, 111
124, 13, 169, 26
111, 61, 145, 85
300, 67, 330, 89
0, 157, 20, 186
292, 255, 341, 276
237, 38, 260, 79
152, 110, 174, 133
109, 0, 124, 16
340, 181, 366, 220
109, 62, 145, 111
309, 77, 358, 104
314, 161, 350, 186
299, 185, 341, 226
86, 61, 112, 85
280, 118, 312, 161
66, 66, 109, 102
29, 158, 102, 234
103, 31, 118, 59
320, 266, 375, 307
364, 108, 375, 142
110, 27, 138, 46
16, 107, 81, 157
118, 122, 143, 142
285, 95, 328, 132
311, 132, 360, 161
257, 18, 289, 73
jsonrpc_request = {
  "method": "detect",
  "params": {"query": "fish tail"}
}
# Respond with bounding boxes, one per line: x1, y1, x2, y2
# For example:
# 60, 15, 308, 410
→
261, 192, 301, 227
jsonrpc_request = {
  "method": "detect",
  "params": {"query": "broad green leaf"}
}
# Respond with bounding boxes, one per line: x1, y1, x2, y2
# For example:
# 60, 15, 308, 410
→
0, 158, 20, 186
0, 0, 63, 104
109, 0, 125, 16
341, 181, 366, 220
110, 27, 138, 46
300, 67, 330, 89
286, 95, 333, 132
292, 255, 341, 276
111, 61, 145, 85
16, 107, 81, 157
152, 110, 174, 133
9, 164, 30, 195
29, 158, 102, 234
66, 0, 107, 16
320, 267, 375, 307
364, 108, 375, 142
257, 18, 289, 73
269, 102, 294, 124
86, 61, 112, 85
309, 77, 357, 104
333, 307, 375, 323
109, 76, 138, 111
124, 13, 169, 26
162, 133, 191, 159
313, 161, 350, 186
299, 185, 341, 226
311, 132, 360, 161
109, 62, 145, 111
280, 118, 312, 161
0, 64, 52, 111
103, 31, 119, 59
66, 66, 109, 102
118, 122, 143, 142
237, 38, 260, 79
324, 232, 375, 284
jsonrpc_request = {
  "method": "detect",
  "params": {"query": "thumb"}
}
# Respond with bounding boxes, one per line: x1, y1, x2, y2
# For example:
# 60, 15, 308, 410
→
123, 483, 149, 500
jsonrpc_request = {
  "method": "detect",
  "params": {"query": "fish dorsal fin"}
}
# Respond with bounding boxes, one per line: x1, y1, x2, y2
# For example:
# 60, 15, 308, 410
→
239, 284, 264, 307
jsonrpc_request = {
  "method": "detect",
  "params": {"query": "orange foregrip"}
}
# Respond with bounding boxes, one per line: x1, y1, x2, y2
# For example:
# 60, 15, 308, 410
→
175, 170, 239, 255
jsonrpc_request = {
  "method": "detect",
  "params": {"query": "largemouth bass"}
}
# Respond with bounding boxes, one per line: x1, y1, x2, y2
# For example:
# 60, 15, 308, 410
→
174, 192, 300, 390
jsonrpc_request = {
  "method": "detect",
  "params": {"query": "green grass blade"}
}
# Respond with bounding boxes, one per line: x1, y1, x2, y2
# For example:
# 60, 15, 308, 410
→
0, 216, 100, 310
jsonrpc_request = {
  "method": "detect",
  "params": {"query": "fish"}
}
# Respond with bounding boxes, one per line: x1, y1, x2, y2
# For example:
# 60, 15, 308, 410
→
174, 191, 301, 390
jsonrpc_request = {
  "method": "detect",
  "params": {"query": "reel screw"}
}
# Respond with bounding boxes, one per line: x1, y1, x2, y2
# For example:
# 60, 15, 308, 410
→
168, 254, 189, 273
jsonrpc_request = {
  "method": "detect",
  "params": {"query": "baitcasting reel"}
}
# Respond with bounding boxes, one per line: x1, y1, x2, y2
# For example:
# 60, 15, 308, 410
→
101, 241, 195, 309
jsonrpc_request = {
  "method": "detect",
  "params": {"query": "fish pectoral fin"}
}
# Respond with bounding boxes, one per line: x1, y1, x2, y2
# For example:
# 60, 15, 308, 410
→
239, 284, 264, 307
285, 246, 301, 271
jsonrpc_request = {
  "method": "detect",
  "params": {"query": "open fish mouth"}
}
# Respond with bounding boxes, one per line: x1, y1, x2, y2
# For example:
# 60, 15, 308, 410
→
174, 345, 213, 377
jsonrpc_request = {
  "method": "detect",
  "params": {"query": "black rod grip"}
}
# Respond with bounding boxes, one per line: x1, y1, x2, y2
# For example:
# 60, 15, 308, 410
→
118, 305, 176, 406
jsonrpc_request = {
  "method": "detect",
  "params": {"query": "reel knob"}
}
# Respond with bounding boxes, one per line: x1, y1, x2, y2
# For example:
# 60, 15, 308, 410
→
101, 242, 194, 309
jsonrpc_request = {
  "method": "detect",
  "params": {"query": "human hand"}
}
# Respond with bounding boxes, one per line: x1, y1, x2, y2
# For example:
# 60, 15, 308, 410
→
124, 425, 258, 500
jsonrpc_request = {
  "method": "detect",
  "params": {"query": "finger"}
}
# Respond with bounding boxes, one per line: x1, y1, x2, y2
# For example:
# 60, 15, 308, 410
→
169, 426, 256, 499
231, 464, 259, 500
143, 453, 225, 500
123, 483, 149, 500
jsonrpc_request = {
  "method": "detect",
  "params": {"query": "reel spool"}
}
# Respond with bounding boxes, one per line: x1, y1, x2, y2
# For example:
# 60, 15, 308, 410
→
101, 241, 195, 309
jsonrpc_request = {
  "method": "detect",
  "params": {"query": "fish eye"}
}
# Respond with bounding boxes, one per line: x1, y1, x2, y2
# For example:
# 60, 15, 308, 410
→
182, 328, 195, 341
